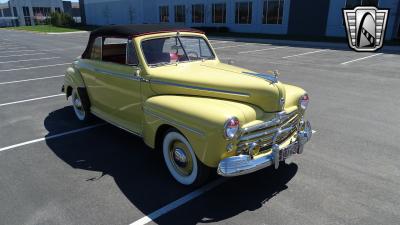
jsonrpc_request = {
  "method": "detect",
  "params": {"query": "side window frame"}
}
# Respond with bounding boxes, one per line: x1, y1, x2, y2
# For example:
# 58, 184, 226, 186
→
126, 38, 140, 66
90, 36, 103, 61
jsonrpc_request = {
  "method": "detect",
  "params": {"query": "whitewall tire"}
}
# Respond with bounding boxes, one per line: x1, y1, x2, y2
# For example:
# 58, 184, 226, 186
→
162, 130, 210, 186
71, 89, 90, 122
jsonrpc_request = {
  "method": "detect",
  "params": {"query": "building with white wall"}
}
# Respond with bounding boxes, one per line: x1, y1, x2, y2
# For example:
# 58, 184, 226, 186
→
4, 0, 64, 26
82, 0, 400, 40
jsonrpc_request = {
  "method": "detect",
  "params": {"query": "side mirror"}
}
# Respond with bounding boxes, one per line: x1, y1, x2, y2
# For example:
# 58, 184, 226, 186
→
134, 68, 141, 76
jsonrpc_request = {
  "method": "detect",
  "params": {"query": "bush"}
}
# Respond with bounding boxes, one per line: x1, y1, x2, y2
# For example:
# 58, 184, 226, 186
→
50, 12, 75, 27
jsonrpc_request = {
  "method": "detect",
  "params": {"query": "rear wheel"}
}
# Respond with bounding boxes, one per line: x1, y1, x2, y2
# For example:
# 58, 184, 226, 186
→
71, 88, 91, 122
162, 129, 210, 186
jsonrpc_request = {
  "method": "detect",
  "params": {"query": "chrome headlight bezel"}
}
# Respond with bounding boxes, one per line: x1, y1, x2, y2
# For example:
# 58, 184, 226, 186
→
298, 93, 309, 111
224, 117, 240, 140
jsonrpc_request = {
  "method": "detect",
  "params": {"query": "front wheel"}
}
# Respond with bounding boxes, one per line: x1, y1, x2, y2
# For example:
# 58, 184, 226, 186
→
71, 88, 91, 122
162, 129, 210, 187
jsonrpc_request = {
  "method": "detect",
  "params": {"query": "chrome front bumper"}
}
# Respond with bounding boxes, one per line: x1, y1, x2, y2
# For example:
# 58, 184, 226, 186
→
217, 120, 312, 177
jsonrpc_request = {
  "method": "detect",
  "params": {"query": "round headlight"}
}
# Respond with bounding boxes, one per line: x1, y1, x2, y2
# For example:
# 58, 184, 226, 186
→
299, 94, 309, 111
224, 117, 240, 140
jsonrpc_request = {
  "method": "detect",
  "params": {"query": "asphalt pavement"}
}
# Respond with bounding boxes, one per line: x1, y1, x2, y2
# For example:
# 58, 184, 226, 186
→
0, 29, 399, 225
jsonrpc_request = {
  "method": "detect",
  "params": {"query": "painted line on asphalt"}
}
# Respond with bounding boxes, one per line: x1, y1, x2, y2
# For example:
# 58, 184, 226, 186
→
282, 49, 328, 59
0, 52, 46, 58
0, 46, 27, 50
0, 94, 64, 107
0, 63, 70, 72
238, 46, 286, 54
0, 46, 83, 55
214, 43, 253, 49
340, 53, 383, 65
0, 75, 64, 85
0, 49, 37, 54
0, 45, 20, 48
209, 40, 229, 44
0, 57, 60, 64
0, 123, 106, 153
312, 130, 316, 134
130, 178, 227, 225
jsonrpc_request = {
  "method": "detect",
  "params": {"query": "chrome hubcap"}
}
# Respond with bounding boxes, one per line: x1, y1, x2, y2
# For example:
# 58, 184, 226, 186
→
169, 140, 193, 176
72, 92, 85, 119
173, 148, 188, 167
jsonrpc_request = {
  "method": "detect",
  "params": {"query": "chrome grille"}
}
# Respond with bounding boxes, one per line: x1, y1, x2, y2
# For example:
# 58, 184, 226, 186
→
237, 111, 299, 153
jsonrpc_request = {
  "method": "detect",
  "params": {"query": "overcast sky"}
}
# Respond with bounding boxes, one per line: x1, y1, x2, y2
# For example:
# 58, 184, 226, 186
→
0, 0, 79, 3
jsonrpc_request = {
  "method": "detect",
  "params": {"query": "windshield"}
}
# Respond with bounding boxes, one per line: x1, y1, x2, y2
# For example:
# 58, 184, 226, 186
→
141, 36, 215, 67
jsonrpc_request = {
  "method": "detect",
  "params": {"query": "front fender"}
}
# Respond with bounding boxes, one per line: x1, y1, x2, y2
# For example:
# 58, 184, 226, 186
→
142, 95, 263, 168
63, 63, 85, 97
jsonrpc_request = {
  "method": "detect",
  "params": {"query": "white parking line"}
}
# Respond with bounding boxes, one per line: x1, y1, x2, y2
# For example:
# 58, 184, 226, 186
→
0, 57, 60, 64
213, 43, 253, 49
0, 49, 36, 54
340, 53, 383, 65
209, 40, 229, 44
0, 46, 27, 50
312, 130, 316, 134
0, 94, 64, 107
0, 124, 106, 153
0, 53, 46, 58
282, 49, 328, 59
130, 178, 227, 225
0, 46, 83, 55
238, 46, 286, 54
0, 75, 64, 85
0, 63, 70, 72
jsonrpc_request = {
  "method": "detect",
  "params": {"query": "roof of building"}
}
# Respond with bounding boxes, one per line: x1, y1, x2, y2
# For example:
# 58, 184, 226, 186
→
90, 24, 204, 38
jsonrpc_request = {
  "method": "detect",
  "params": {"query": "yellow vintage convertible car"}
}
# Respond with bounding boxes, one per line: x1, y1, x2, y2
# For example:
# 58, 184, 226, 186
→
62, 25, 312, 186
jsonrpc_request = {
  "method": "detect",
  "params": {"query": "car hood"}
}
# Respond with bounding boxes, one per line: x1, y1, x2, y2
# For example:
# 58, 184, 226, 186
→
148, 61, 286, 112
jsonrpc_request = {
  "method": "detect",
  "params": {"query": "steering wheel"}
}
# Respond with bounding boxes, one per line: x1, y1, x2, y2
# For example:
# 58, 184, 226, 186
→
185, 51, 199, 59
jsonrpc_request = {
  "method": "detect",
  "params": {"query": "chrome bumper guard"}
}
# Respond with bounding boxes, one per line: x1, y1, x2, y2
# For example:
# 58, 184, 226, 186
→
217, 120, 312, 177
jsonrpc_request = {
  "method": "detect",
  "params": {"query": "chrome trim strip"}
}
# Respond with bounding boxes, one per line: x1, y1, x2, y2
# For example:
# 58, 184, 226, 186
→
91, 110, 143, 137
150, 80, 250, 97
93, 67, 140, 81
144, 108, 205, 136
242, 71, 278, 84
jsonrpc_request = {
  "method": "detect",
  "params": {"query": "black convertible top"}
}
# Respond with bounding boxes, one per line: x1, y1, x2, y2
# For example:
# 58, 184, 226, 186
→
82, 24, 203, 58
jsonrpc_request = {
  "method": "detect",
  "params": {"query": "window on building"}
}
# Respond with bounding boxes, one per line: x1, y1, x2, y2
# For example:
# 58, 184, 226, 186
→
159, 6, 169, 23
33, 7, 51, 24
22, 7, 32, 26
175, 5, 185, 23
13, 7, 18, 17
212, 3, 226, 24
345, 0, 379, 8
262, 0, 284, 24
192, 4, 204, 23
235, 2, 252, 24
55, 7, 61, 13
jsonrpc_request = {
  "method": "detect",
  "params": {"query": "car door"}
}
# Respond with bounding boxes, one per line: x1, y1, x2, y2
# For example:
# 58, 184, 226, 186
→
81, 37, 143, 135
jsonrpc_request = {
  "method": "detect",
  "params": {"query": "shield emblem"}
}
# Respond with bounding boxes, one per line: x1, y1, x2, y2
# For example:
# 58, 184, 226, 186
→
343, 6, 389, 52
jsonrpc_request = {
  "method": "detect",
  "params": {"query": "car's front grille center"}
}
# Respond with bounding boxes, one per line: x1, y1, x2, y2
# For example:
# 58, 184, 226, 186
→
237, 110, 300, 154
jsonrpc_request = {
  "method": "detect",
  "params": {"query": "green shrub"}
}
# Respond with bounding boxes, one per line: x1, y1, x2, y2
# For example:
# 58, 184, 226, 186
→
50, 12, 75, 27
